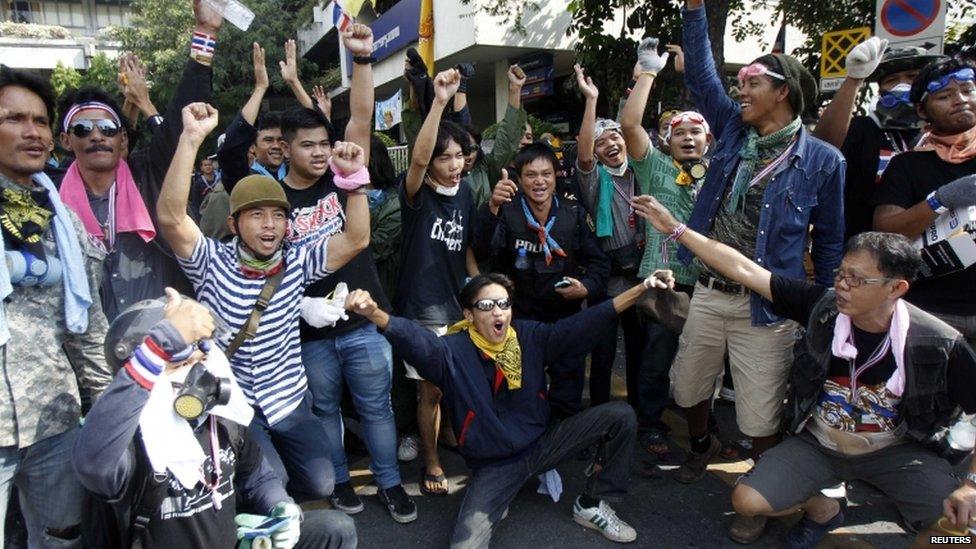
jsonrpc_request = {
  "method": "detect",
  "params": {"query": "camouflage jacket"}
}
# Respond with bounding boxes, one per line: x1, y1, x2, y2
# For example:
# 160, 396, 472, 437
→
0, 176, 112, 448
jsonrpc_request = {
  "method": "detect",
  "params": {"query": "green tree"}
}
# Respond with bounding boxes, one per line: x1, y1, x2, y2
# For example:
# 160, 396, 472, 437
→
116, 0, 319, 122
50, 53, 121, 98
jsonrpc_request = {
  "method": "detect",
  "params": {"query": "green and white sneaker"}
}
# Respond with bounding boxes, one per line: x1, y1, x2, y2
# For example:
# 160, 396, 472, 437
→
572, 497, 637, 543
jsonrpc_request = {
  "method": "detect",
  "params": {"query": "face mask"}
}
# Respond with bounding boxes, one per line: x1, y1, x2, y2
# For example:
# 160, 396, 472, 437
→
874, 83, 921, 130
433, 183, 460, 197
604, 158, 629, 177
172, 362, 232, 421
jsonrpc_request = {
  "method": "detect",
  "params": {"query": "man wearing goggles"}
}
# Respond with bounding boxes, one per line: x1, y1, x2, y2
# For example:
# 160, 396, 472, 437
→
343, 270, 674, 547
814, 37, 946, 240
874, 57, 976, 350
49, 0, 224, 322
679, 1, 845, 542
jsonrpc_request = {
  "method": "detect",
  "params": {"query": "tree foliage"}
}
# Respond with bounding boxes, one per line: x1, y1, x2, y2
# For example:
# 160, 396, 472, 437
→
51, 53, 120, 98
116, 0, 319, 122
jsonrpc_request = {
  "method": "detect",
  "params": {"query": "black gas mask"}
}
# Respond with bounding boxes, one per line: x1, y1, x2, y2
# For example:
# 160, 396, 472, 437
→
173, 363, 232, 421
874, 83, 921, 131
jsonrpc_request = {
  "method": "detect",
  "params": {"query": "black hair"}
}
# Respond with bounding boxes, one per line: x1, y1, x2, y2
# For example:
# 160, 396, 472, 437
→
844, 232, 923, 282
432, 120, 470, 159
459, 273, 515, 310
256, 111, 282, 133
280, 107, 330, 143
910, 56, 976, 105
513, 142, 557, 178
462, 123, 482, 145
368, 134, 398, 191
56, 86, 128, 134
0, 65, 56, 126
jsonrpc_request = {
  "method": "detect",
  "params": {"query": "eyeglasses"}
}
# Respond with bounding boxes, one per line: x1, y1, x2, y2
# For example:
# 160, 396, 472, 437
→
68, 118, 122, 138
737, 63, 786, 87
833, 269, 896, 289
921, 67, 975, 101
471, 297, 512, 312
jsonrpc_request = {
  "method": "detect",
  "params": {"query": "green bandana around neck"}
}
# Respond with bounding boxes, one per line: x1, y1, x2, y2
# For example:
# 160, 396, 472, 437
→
726, 116, 802, 213
237, 240, 284, 276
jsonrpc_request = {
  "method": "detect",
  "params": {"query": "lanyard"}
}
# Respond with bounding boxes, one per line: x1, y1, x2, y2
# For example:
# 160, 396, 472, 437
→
883, 131, 913, 154
105, 182, 117, 251
747, 139, 797, 190
200, 415, 223, 510
847, 333, 891, 396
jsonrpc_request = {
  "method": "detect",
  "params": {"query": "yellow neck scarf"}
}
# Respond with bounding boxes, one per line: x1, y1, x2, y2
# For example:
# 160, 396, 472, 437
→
448, 320, 523, 390
672, 159, 693, 186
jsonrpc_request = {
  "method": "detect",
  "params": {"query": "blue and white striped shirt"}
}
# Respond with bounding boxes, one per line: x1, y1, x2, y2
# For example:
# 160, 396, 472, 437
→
178, 235, 332, 425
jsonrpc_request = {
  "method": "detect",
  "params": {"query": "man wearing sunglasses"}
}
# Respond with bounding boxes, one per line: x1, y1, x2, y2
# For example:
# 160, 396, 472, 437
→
634, 194, 976, 548
344, 271, 676, 546
814, 39, 945, 241
51, 0, 223, 322
675, 6, 844, 536
873, 58, 976, 350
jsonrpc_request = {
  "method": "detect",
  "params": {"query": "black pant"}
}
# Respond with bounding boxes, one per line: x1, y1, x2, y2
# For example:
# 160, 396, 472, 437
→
588, 303, 646, 409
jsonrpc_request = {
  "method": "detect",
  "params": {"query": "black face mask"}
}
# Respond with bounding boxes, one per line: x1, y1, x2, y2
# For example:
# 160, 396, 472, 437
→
173, 363, 231, 421
874, 99, 921, 131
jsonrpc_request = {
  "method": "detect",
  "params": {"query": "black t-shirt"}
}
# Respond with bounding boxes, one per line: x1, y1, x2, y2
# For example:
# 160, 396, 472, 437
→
840, 116, 918, 240
282, 175, 391, 339
872, 150, 976, 315
770, 274, 976, 414
394, 183, 475, 325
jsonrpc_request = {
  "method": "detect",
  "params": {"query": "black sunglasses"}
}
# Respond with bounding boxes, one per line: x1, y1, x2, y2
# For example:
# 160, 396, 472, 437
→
471, 297, 512, 312
68, 118, 122, 138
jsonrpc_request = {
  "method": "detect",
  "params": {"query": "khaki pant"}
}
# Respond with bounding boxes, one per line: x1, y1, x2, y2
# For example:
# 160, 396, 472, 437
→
670, 283, 796, 437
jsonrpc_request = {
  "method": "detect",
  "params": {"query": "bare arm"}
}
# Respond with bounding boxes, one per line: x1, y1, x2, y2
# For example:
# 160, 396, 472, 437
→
157, 104, 216, 259
405, 69, 460, 203
342, 24, 376, 165
508, 64, 525, 110
279, 39, 313, 110
812, 77, 864, 149
574, 64, 598, 173
242, 42, 270, 125
621, 72, 654, 161
872, 203, 938, 239
633, 195, 773, 301
324, 142, 370, 272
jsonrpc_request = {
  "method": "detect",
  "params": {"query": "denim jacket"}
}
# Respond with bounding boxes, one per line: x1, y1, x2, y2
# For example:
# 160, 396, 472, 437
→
679, 5, 846, 325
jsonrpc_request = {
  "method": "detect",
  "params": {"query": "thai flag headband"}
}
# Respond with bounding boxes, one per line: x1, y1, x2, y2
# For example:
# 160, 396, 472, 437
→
63, 101, 122, 133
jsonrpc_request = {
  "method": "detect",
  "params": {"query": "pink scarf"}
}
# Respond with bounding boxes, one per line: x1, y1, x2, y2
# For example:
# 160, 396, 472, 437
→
831, 299, 910, 397
59, 160, 155, 244
915, 125, 976, 164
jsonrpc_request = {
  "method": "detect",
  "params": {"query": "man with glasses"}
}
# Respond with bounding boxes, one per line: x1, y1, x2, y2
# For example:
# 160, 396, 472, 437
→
342, 271, 676, 547
52, 0, 222, 321
633, 194, 976, 548
873, 58, 976, 349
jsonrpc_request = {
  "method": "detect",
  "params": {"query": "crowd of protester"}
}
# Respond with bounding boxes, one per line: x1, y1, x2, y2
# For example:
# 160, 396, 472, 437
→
0, 0, 974, 547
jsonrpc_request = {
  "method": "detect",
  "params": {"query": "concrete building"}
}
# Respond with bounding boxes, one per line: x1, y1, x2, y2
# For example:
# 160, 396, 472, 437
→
0, 0, 128, 71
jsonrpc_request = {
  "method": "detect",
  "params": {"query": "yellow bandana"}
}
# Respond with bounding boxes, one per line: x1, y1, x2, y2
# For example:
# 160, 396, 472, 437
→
672, 160, 693, 186
448, 320, 522, 390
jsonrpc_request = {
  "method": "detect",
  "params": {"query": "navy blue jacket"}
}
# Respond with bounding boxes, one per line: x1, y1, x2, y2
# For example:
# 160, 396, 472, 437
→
383, 300, 618, 469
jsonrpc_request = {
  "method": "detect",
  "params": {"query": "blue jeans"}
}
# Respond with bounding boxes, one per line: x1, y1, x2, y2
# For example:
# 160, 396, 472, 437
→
248, 395, 336, 503
302, 324, 400, 488
0, 428, 84, 548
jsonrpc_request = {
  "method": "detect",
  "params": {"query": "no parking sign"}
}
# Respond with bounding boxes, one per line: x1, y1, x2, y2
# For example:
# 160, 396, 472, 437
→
875, 0, 948, 53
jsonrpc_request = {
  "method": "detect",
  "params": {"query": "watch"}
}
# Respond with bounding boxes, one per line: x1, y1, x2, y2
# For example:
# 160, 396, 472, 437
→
966, 472, 976, 485
927, 191, 949, 215
353, 55, 376, 65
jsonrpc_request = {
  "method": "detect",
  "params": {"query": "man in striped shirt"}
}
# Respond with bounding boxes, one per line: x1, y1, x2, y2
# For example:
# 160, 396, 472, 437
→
156, 102, 371, 503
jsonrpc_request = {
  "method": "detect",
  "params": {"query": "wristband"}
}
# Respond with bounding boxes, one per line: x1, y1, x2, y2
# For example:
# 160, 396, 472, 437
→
966, 472, 976, 486
190, 32, 217, 66
639, 70, 658, 78
926, 191, 949, 215
124, 336, 170, 390
353, 55, 376, 65
146, 114, 164, 129
659, 223, 687, 265
328, 158, 370, 190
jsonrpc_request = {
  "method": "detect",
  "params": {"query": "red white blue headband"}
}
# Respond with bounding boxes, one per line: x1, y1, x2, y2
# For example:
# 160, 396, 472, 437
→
63, 101, 122, 133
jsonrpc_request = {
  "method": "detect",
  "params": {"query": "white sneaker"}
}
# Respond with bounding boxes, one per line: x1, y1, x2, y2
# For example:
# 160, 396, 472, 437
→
397, 435, 419, 462
572, 497, 637, 543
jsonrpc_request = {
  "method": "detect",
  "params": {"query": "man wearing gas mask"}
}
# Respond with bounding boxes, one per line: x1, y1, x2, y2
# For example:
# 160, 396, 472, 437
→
813, 37, 945, 240
73, 289, 357, 548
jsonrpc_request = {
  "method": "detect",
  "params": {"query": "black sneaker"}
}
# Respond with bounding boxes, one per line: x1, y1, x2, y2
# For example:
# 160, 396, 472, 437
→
377, 485, 418, 524
329, 482, 364, 514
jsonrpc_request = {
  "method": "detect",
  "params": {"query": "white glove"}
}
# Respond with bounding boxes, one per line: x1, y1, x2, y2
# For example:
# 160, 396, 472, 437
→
637, 37, 670, 75
270, 502, 301, 549
300, 296, 348, 328
846, 36, 888, 80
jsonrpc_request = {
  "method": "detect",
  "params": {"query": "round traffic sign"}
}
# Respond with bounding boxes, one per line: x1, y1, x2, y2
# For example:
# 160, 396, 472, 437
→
880, 0, 940, 37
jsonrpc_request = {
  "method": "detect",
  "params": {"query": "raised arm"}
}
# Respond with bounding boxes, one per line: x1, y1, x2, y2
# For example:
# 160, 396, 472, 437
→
483, 65, 528, 181
243, 42, 270, 125
118, 53, 158, 125
681, 0, 738, 138
324, 141, 370, 272
621, 38, 669, 160
812, 37, 886, 148
312, 85, 332, 122
280, 39, 314, 110
157, 104, 216, 259
404, 69, 461, 203
574, 64, 599, 173
342, 24, 376, 165
633, 194, 773, 301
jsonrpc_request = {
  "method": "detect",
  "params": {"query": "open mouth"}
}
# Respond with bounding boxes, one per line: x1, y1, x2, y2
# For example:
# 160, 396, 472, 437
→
492, 320, 505, 335
258, 234, 277, 245
450, 173, 462, 184
605, 147, 621, 161
530, 186, 548, 199
680, 144, 696, 154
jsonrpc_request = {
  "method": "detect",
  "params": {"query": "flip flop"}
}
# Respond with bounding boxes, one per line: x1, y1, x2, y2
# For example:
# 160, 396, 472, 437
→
420, 467, 449, 497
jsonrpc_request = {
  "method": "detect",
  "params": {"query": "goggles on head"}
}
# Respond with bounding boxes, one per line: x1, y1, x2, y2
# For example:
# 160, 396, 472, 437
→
737, 62, 786, 87
666, 111, 711, 141
920, 67, 975, 102
67, 118, 122, 139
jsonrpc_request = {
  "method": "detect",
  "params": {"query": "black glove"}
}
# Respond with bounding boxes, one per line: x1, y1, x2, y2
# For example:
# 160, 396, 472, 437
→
935, 174, 976, 210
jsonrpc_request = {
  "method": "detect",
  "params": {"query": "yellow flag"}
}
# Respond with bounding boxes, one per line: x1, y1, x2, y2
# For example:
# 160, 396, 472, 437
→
338, 0, 369, 17
418, 0, 434, 76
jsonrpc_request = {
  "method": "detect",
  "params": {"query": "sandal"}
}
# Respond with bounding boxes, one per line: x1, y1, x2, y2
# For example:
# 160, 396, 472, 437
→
640, 432, 676, 462
728, 514, 767, 544
420, 467, 449, 497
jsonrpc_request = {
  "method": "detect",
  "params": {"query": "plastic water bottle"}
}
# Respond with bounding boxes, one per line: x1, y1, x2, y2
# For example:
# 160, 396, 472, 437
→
5, 251, 62, 287
514, 247, 529, 270
944, 413, 976, 464
201, 0, 255, 31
